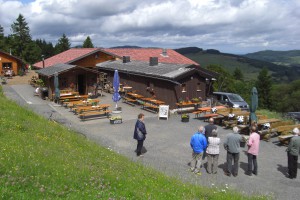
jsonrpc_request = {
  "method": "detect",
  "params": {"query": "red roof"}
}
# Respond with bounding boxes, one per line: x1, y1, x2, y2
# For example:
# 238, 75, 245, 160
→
33, 48, 199, 68
102, 48, 199, 65
33, 48, 100, 68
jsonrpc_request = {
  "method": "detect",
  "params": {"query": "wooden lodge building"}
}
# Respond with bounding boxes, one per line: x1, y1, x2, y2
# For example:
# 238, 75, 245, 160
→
0, 50, 24, 77
96, 56, 216, 109
34, 48, 217, 109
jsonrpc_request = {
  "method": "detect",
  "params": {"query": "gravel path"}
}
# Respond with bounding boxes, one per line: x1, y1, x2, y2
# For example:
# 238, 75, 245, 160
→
2, 83, 300, 200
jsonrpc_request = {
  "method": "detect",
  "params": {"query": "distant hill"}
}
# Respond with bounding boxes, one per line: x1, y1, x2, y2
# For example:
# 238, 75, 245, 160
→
244, 50, 300, 66
175, 47, 300, 83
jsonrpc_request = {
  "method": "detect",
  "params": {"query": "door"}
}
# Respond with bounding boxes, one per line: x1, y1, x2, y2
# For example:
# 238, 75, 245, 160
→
77, 74, 86, 95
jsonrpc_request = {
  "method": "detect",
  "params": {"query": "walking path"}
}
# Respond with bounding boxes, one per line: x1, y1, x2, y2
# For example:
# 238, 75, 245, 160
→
2, 79, 300, 199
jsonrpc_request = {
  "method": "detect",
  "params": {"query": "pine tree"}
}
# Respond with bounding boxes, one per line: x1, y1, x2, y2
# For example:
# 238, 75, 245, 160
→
10, 14, 32, 58
82, 36, 94, 48
233, 67, 244, 81
0, 24, 3, 37
55, 33, 71, 54
35, 39, 55, 58
0, 24, 4, 50
255, 68, 272, 109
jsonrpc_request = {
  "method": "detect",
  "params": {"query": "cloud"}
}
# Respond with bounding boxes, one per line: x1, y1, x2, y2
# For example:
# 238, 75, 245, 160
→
0, 0, 299, 53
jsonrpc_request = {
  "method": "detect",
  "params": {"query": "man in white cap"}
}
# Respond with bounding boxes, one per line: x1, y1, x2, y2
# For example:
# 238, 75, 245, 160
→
286, 128, 300, 179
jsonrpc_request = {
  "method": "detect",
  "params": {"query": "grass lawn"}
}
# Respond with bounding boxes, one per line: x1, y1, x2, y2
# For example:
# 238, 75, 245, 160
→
0, 86, 267, 199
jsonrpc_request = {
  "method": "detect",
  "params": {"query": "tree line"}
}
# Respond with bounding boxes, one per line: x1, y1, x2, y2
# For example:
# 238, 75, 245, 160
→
0, 14, 94, 64
207, 65, 300, 113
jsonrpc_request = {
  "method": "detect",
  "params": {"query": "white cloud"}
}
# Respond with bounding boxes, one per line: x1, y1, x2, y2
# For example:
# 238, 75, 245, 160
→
0, 0, 299, 53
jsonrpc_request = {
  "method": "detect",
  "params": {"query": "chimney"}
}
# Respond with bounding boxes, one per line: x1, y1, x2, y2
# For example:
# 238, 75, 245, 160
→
162, 48, 168, 57
149, 57, 158, 66
123, 56, 130, 63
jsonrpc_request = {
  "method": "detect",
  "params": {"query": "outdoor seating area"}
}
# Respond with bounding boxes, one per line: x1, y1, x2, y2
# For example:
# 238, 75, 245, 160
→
59, 97, 112, 121
120, 91, 165, 113
183, 104, 299, 144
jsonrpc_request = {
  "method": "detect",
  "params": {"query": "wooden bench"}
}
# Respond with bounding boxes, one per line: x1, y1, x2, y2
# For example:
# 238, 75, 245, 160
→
202, 113, 219, 122
122, 97, 137, 106
79, 110, 111, 121
142, 103, 159, 113
193, 110, 203, 118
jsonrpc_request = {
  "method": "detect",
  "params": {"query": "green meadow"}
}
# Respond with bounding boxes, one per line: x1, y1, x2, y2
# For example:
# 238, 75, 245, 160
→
0, 86, 267, 199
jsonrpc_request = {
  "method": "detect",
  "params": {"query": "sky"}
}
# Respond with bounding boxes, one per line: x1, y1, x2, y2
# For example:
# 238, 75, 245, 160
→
0, 0, 299, 54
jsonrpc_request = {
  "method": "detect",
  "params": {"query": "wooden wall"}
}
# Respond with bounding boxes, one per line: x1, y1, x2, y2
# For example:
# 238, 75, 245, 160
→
101, 70, 208, 109
72, 52, 115, 67
41, 68, 97, 100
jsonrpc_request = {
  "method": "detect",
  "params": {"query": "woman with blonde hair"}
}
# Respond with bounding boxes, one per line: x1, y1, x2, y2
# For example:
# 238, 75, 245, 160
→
206, 129, 220, 174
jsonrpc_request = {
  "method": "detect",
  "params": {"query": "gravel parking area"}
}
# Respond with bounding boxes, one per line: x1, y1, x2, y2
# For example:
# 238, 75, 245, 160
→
2, 83, 300, 200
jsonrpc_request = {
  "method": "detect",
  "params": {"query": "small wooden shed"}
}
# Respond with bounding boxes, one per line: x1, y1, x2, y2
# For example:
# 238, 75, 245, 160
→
0, 50, 24, 76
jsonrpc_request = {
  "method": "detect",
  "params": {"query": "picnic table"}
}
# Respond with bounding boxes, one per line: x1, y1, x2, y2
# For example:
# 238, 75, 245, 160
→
127, 92, 144, 99
76, 104, 110, 114
193, 106, 227, 118
68, 99, 100, 110
59, 95, 89, 105
77, 104, 111, 120
141, 98, 165, 105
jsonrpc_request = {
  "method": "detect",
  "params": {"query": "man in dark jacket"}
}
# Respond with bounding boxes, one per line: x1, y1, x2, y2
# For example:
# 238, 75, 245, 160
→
203, 118, 217, 160
133, 113, 147, 157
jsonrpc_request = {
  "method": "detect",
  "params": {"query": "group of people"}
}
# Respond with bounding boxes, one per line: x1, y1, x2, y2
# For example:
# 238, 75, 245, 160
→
189, 118, 300, 179
132, 114, 300, 179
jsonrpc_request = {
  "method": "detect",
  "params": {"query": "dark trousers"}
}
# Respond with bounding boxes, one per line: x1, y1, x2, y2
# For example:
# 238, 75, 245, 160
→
226, 152, 240, 175
288, 152, 298, 178
247, 153, 257, 174
136, 140, 144, 156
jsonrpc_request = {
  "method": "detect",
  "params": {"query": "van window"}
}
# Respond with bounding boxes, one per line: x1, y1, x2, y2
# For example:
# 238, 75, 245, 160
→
228, 94, 243, 101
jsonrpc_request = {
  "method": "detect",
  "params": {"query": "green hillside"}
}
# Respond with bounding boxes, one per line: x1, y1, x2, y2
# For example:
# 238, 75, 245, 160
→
244, 50, 300, 66
175, 47, 300, 83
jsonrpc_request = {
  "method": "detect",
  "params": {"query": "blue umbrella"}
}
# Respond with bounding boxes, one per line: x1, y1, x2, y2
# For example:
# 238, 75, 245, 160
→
112, 70, 121, 109
54, 72, 60, 103
249, 87, 258, 124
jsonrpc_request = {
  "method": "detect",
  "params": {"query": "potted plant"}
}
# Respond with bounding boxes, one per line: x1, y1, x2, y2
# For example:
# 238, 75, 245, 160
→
110, 115, 122, 124
36, 79, 44, 87
181, 113, 189, 122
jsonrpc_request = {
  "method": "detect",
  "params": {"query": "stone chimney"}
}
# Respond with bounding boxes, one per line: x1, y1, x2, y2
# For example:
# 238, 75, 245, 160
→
123, 56, 130, 63
149, 57, 158, 66
161, 48, 168, 57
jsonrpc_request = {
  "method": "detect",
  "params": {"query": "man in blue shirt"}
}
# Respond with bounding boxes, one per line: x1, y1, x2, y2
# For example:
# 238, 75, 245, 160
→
190, 126, 207, 174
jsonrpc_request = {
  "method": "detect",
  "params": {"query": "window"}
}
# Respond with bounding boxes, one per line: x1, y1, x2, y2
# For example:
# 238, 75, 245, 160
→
2, 62, 12, 70
197, 83, 201, 91
181, 84, 187, 93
